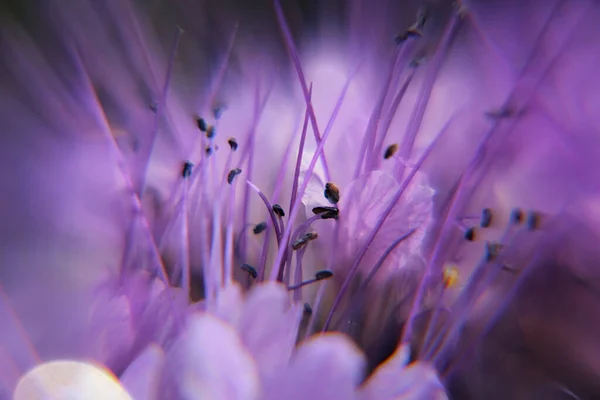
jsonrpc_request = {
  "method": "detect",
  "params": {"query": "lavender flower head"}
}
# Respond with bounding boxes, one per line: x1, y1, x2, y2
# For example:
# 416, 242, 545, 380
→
2, 0, 600, 398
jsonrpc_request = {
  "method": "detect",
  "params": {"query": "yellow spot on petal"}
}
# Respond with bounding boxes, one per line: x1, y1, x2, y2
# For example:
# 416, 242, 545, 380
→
14, 360, 133, 400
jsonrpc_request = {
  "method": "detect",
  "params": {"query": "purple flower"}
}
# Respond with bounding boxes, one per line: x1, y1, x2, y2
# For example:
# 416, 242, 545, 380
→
2, 0, 600, 398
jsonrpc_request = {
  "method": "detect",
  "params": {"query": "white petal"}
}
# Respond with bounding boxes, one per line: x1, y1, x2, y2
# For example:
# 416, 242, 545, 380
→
162, 313, 259, 400
264, 333, 365, 400
121, 344, 165, 400
14, 360, 133, 400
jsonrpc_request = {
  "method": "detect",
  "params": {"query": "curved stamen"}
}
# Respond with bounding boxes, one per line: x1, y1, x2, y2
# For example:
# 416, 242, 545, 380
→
246, 180, 282, 245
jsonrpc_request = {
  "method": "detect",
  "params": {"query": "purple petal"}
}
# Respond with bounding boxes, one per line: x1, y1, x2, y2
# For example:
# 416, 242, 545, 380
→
121, 344, 165, 400
161, 313, 259, 400
264, 333, 365, 400
359, 345, 448, 400
238, 282, 303, 382
207, 282, 244, 326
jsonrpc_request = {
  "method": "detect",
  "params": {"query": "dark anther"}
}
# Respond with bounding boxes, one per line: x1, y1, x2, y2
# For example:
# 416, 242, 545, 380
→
206, 146, 213, 156
324, 182, 340, 204
228, 137, 238, 151
394, 29, 422, 44
181, 161, 194, 178
240, 263, 257, 279
312, 206, 339, 220
384, 144, 399, 159
206, 125, 216, 139
321, 210, 339, 220
484, 241, 503, 262
272, 204, 285, 217
511, 208, 524, 224
196, 117, 208, 132
526, 211, 540, 231
480, 208, 493, 228
414, 6, 428, 30
303, 303, 313, 315
149, 102, 158, 113
213, 106, 225, 120
410, 55, 426, 68
464, 227, 476, 241
315, 270, 334, 280
253, 222, 267, 235
227, 168, 242, 184
485, 108, 513, 120
292, 232, 318, 251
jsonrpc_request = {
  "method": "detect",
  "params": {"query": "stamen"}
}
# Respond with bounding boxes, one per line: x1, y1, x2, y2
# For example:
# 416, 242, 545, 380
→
526, 210, 541, 231
253, 222, 267, 235
224, 167, 239, 285
288, 270, 334, 291
196, 117, 208, 132
240, 263, 258, 279
324, 182, 340, 204
213, 105, 226, 120
139, 27, 183, 195
227, 168, 242, 184
463, 226, 476, 241
394, 28, 422, 44
315, 270, 334, 280
384, 144, 399, 159
205, 146, 213, 156
273, 0, 332, 182
292, 232, 318, 251
480, 208, 493, 228
206, 125, 216, 139
394, 7, 428, 44
272, 204, 285, 218
181, 161, 193, 178
246, 180, 282, 244
227, 137, 238, 151
484, 241, 503, 262
485, 107, 513, 120
454, 219, 477, 241
511, 208, 524, 224
312, 206, 339, 220
289, 84, 312, 214
396, 11, 461, 177
373, 71, 417, 167
303, 303, 313, 315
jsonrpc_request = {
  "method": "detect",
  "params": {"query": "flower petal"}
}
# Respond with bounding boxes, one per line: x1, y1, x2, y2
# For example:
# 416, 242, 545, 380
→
238, 282, 302, 382
161, 313, 259, 400
264, 333, 366, 400
359, 345, 448, 400
207, 282, 245, 327
14, 360, 133, 400
121, 344, 165, 400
